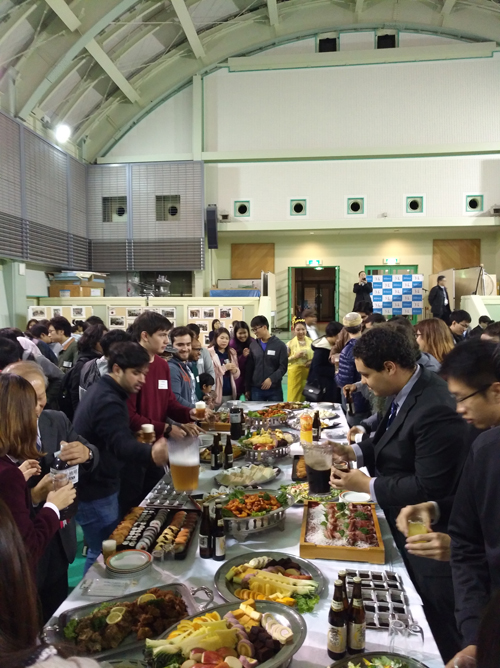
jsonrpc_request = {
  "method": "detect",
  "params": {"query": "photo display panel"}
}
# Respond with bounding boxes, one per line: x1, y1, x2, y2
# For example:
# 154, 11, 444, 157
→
368, 274, 423, 316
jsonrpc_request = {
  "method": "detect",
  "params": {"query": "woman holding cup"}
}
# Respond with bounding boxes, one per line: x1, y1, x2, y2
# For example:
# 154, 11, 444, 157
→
208, 328, 240, 406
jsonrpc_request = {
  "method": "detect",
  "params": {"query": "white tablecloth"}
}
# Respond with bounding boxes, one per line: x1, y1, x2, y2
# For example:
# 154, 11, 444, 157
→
56, 403, 444, 668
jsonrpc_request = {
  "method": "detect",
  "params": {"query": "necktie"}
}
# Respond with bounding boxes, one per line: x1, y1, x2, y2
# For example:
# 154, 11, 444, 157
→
386, 401, 398, 430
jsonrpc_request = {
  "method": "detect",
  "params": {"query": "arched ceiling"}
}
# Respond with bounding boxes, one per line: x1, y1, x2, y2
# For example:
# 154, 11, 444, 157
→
1, 0, 500, 161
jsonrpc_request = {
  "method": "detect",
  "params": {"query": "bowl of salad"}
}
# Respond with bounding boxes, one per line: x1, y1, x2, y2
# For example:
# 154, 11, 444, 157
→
329, 652, 429, 668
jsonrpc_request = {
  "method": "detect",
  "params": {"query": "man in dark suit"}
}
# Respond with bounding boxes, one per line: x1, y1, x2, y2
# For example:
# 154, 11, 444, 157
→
329, 327, 468, 663
428, 275, 451, 322
4, 361, 99, 622
352, 270, 373, 310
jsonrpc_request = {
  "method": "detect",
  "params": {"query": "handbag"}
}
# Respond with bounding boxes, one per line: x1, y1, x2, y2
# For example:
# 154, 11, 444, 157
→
302, 382, 324, 401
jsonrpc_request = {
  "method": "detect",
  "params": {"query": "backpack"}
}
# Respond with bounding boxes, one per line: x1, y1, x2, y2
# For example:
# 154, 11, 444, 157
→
58, 367, 76, 420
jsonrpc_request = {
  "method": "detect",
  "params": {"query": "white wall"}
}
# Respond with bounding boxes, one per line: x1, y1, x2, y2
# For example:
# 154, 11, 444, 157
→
26, 268, 49, 297
203, 54, 500, 153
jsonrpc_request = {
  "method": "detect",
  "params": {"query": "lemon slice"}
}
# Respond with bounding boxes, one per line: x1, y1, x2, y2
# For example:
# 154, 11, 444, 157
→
110, 606, 126, 614
106, 611, 123, 625
137, 593, 156, 605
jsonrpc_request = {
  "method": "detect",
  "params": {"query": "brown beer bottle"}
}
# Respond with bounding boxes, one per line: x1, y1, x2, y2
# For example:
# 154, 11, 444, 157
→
223, 435, 234, 469
199, 503, 212, 559
312, 410, 321, 441
211, 434, 221, 470
327, 579, 347, 660
348, 577, 366, 655
338, 570, 349, 611
213, 502, 226, 561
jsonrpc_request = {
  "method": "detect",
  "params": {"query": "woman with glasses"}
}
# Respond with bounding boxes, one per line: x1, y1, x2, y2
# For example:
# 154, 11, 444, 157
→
286, 319, 313, 401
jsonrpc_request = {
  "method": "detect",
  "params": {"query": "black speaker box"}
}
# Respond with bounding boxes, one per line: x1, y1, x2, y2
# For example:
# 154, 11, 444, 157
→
377, 34, 396, 49
318, 38, 337, 52
206, 205, 218, 249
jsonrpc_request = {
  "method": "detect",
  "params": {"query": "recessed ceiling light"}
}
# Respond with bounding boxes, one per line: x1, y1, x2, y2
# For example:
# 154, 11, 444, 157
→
55, 124, 71, 142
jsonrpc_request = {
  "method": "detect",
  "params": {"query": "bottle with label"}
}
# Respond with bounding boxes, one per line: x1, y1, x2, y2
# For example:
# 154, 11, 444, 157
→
223, 435, 234, 469
50, 442, 78, 522
211, 434, 222, 471
348, 576, 366, 655
328, 579, 347, 661
213, 502, 226, 561
199, 503, 212, 559
229, 407, 242, 440
312, 411, 321, 441
338, 570, 349, 611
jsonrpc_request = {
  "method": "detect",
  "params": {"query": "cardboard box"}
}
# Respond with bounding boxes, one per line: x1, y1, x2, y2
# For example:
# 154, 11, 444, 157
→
49, 285, 104, 298
299, 501, 385, 564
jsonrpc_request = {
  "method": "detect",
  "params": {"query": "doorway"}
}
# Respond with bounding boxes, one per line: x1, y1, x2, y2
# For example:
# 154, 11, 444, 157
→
288, 266, 340, 326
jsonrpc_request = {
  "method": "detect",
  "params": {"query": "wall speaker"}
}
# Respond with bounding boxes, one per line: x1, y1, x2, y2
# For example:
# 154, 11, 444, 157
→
347, 197, 365, 215
406, 196, 424, 214
290, 199, 307, 216
318, 37, 337, 52
466, 195, 483, 213
206, 204, 218, 249
234, 200, 250, 217
377, 34, 397, 49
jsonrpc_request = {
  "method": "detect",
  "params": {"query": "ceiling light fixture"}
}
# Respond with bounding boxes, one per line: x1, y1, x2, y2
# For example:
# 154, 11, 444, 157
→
55, 124, 71, 143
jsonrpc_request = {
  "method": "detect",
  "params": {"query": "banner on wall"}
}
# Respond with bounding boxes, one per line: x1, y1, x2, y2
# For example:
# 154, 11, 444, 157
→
367, 274, 423, 316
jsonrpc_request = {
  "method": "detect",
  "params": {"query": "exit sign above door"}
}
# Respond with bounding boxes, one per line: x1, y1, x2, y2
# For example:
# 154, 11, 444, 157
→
306, 259, 323, 266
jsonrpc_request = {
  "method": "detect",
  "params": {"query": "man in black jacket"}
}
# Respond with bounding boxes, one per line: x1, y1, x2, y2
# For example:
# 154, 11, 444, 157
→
352, 271, 373, 310
4, 360, 99, 621
329, 327, 468, 662
428, 275, 451, 322
245, 315, 288, 402
73, 342, 169, 572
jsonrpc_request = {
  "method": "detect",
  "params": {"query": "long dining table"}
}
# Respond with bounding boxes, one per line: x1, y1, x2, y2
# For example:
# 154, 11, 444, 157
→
53, 402, 445, 668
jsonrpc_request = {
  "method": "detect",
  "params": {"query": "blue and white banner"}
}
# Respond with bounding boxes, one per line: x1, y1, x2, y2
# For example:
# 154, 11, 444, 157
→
367, 274, 423, 316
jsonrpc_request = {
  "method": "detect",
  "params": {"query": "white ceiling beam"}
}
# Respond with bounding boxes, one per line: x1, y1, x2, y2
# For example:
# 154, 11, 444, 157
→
170, 0, 205, 59
43, 0, 81, 31
267, 0, 279, 26
85, 39, 141, 103
355, 0, 364, 15
0, 2, 39, 49
442, 0, 457, 15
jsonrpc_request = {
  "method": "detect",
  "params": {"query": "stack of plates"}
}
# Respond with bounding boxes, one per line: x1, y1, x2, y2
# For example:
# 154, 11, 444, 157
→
105, 550, 152, 578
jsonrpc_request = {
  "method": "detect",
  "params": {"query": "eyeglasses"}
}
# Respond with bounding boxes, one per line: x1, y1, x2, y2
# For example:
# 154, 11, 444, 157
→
456, 386, 491, 403
251, 325, 263, 333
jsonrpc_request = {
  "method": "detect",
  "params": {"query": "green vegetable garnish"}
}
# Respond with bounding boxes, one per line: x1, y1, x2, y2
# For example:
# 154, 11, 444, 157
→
354, 511, 369, 520
294, 593, 320, 613
336, 502, 346, 512
63, 618, 79, 640
359, 527, 370, 535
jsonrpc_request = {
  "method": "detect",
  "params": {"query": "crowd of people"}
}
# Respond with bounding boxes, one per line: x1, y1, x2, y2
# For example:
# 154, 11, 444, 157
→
0, 299, 498, 668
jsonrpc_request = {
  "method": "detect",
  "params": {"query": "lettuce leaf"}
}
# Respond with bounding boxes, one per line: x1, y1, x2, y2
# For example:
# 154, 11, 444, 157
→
294, 593, 320, 613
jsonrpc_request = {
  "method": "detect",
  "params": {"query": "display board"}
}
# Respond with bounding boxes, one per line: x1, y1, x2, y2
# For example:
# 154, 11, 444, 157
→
107, 306, 177, 330
28, 305, 94, 321
186, 305, 244, 346
368, 274, 423, 316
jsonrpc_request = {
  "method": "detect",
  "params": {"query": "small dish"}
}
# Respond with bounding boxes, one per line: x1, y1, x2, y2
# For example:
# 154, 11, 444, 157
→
340, 491, 372, 503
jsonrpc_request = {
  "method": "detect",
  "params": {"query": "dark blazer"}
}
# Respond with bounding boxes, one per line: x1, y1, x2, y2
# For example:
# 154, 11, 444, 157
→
358, 367, 468, 510
448, 427, 500, 646
352, 281, 373, 309
428, 285, 451, 319
34, 410, 99, 564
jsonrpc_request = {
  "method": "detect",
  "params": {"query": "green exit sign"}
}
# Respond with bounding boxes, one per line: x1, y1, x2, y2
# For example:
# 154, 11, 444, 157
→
306, 259, 322, 266
383, 257, 399, 265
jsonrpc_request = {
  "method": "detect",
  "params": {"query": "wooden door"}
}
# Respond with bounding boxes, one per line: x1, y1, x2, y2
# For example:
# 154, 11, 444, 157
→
231, 243, 275, 279
433, 239, 480, 273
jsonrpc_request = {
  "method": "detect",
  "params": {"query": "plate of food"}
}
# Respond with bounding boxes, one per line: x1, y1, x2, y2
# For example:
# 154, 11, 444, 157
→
214, 551, 326, 613
239, 429, 295, 451
264, 402, 311, 411
145, 599, 307, 668
330, 652, 429, 667
215, 465, 281, 487
219, 490, 294, 539
280, 481, 341, 505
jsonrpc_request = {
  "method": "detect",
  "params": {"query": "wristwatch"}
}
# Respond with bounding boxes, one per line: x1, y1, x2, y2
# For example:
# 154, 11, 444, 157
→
164, 424, 173, 437
86, 448, 93, 462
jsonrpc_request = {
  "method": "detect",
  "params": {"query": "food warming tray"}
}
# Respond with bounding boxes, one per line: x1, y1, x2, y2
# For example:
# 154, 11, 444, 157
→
43, 582, 213, 661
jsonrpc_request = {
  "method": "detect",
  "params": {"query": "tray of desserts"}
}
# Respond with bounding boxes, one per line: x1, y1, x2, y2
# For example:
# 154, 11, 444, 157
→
344, 569, 413, 630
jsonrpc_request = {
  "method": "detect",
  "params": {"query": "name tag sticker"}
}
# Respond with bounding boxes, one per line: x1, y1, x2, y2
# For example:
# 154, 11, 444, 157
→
158, 380, 168, 389
267, 350, 276, 356
63, 361, 72, 368
196, 377, 200, 383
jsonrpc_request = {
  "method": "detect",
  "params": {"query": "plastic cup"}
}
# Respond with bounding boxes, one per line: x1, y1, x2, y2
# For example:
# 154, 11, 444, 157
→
302, 440, 333, 495
168, 437, 200, 492
102, 539, 116, 562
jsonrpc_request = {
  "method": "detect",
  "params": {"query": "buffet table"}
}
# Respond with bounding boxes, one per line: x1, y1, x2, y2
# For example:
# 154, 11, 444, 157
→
55, 403, 445, 668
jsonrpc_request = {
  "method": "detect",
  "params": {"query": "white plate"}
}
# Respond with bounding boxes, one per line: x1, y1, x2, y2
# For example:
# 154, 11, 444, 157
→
215, 465, 280, 487
107, 550, 152, 571
340, 491, 372, 503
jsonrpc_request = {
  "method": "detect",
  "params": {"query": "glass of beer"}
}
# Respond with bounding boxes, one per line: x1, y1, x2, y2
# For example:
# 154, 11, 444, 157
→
102, 539, 116, 562
168, 437, 200, 492
195, 400, 206, 420
302, 440, 334, 495
408, 515, 428, 542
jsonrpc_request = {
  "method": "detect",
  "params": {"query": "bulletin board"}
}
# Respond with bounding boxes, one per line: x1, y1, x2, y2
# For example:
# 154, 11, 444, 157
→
368, 274, 424, 316
107, 306, 177, 330
28, 305, 94, 321
186, 306, 244, 346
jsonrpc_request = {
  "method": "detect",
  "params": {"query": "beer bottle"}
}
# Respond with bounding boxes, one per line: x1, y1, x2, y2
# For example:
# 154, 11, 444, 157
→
346, 388, 355, 416
50, 443, 78, 522
213, 502, 226, 561
312, 410, 321, 441
338, 570, 349, 611
199, 503, 212, 559
223, 435, 234, 469
327, 579, 347, 660
348, 577, 366, 655
230, 407, 242, 440
211, 434, 222, 470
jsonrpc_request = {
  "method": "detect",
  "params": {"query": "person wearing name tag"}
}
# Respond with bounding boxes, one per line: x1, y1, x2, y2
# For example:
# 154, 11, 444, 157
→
48, 316, 78, 374
208, 327, 240, 406
245, 315, 288, 402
